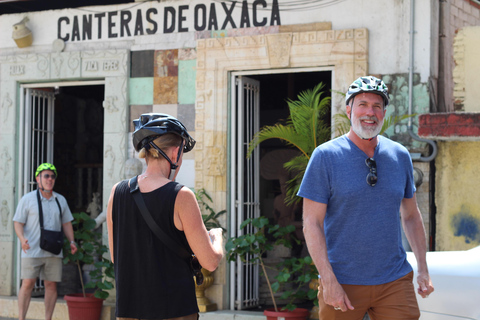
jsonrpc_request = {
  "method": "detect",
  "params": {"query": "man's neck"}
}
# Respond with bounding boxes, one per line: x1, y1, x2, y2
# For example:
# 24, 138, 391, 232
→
346, 129, 378, 158
39, 189, 53, 199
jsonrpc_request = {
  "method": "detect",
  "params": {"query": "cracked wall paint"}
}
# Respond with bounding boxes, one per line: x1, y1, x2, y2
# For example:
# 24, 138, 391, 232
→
382, 73, 429, 152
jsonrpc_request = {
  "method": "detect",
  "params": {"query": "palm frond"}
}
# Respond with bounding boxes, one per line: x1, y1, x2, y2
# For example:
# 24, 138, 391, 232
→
380, 114, 416, 135
247, 124, 311, 159
333, 112, 351, 137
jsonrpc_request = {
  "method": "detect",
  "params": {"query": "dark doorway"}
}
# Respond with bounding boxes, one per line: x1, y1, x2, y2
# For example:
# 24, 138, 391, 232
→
53, 85, 104, 215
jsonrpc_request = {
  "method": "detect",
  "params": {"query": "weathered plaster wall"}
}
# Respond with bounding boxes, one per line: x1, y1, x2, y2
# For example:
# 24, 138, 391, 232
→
435, 141, 480, 251
439, 1, 480, 112
382, 73, 430, 153
453, 26, 480, 112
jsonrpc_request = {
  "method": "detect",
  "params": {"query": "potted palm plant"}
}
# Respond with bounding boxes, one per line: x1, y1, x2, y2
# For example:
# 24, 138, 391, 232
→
62, 212, 114, 320
226, 216, 314, 320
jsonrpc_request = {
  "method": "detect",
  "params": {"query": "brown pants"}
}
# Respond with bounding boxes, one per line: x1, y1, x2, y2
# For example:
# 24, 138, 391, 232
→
117, 313, 198, 320
318, 272, 420, 320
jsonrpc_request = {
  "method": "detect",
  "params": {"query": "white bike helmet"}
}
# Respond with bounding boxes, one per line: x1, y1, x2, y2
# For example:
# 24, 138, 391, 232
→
345, 76, 389, 107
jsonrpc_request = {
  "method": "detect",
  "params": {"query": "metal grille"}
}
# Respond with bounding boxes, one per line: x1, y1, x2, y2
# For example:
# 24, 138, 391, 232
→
230, 76, 260, 310
21, 88, 55, 295
24, 89, 55, 193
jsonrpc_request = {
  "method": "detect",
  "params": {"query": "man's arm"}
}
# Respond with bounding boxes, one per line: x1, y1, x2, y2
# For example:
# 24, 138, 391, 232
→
400, 193, 434, 298
62, 221, 77, 254
14, 221, 29, 253
303, 198, 354, 312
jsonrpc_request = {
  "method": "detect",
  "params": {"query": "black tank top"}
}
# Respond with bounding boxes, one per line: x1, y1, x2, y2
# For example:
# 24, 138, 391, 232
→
112, 179, 198, 319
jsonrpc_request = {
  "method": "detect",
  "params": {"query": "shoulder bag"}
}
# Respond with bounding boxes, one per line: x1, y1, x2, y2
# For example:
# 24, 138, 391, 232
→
37, 190, 64, 255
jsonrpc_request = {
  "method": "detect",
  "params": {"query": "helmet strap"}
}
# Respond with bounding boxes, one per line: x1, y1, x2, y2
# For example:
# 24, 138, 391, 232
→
148, 141, 183, 180
37, 176, 52, 193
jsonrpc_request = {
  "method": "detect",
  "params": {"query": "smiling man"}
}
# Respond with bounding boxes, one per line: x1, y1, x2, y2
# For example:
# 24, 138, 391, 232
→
299, 76, 434, 320
13, 163, 77, 320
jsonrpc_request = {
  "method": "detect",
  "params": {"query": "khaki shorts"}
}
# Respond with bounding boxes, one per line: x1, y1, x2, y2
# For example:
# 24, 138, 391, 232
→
21, 257, 62, 282
318, 271, 420, 320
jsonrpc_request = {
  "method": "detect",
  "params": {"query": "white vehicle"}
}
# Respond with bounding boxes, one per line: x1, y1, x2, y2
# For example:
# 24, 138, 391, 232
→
406, 246, 480, 320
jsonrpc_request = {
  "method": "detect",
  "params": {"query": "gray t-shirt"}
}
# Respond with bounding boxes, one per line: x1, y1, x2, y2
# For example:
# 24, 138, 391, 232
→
13, 190, 73, 258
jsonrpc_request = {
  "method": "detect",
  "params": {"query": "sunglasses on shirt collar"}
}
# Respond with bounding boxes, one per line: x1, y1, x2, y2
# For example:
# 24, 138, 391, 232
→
365, 158, 377, 187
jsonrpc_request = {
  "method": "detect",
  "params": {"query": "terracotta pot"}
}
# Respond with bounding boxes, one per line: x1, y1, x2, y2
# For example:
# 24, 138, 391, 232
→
64, 293, 103, 320
264, 307, 310, 320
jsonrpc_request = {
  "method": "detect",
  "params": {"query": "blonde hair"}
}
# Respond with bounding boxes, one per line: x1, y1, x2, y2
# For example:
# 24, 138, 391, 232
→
138, 134, 183, 159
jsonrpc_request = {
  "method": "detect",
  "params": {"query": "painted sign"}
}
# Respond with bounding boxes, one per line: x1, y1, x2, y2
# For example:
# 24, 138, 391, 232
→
58, 0, 281, 42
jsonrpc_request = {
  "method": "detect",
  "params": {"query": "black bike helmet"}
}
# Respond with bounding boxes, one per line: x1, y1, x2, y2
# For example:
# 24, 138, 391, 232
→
132, 113, 195, 152
132, 113, 196, 180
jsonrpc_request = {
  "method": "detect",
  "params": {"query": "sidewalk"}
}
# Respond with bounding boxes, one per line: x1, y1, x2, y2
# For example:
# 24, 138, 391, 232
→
0, 295, 267, 320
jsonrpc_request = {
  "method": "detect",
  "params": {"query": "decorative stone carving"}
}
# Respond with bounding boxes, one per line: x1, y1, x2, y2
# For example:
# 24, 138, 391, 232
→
36, 54, 49, 77
104, 145, 116, 180
206, 146, 226, 176
1, 94, 12, 124
52, 54, 64, 77
266, 33, 292, 68
0, 200, 10, 230
0, 147, 12, 177
195, 28, 368, 193
103, 96, 119, 113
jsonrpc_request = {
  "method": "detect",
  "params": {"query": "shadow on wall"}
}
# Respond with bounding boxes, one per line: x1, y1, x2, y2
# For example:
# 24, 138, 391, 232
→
451, 206, 480, 245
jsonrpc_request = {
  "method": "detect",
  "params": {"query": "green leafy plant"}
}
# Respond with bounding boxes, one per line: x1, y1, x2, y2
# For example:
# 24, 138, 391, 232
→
274, 255, 318, 311
62, 212, 114, 299
226, 216, 316, 312
195, 188, 226, 231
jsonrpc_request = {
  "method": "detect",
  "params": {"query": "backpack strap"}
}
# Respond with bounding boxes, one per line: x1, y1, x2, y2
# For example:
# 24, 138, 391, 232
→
37, 190, 62, 230
129, 176, 191, 260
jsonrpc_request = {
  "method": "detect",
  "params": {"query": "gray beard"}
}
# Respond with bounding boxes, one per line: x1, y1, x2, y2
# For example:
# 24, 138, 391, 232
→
351, 113, 383, 140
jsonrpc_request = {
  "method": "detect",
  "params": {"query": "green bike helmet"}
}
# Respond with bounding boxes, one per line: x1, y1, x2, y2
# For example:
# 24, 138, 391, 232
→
35, 163, 57, 177
345, 76, 389, 107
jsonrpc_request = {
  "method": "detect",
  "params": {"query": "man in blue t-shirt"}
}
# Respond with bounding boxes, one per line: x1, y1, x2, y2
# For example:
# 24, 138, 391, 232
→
298, 76, 434, 320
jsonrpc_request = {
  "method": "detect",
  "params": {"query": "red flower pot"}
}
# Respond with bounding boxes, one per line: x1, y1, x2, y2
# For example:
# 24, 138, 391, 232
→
264, 307, 310, 320
64, 293, 103, 320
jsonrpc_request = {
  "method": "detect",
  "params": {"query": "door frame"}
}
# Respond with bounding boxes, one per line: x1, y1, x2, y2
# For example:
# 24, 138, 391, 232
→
228, 67, 333, 309
0, 49, 129, 296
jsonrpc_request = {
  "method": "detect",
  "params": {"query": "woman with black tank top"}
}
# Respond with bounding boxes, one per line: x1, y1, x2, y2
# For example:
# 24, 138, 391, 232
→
107, 113, 224, 320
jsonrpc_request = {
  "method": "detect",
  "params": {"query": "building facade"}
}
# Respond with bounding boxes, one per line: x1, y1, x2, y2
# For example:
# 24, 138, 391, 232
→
0, 0, 479, 315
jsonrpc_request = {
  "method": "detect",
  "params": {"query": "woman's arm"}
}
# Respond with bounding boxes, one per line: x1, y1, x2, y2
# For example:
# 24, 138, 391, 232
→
106, 183, 119, 262
174, 187, 224, 272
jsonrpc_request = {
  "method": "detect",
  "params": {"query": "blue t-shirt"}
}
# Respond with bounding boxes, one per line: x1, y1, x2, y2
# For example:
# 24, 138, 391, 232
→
298, 135, 415, 285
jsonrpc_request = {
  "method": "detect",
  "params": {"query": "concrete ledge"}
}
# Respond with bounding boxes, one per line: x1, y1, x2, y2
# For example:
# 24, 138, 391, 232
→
0, 295, 114, 320
418, 112, 480, 141
199, 310, 265, 320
